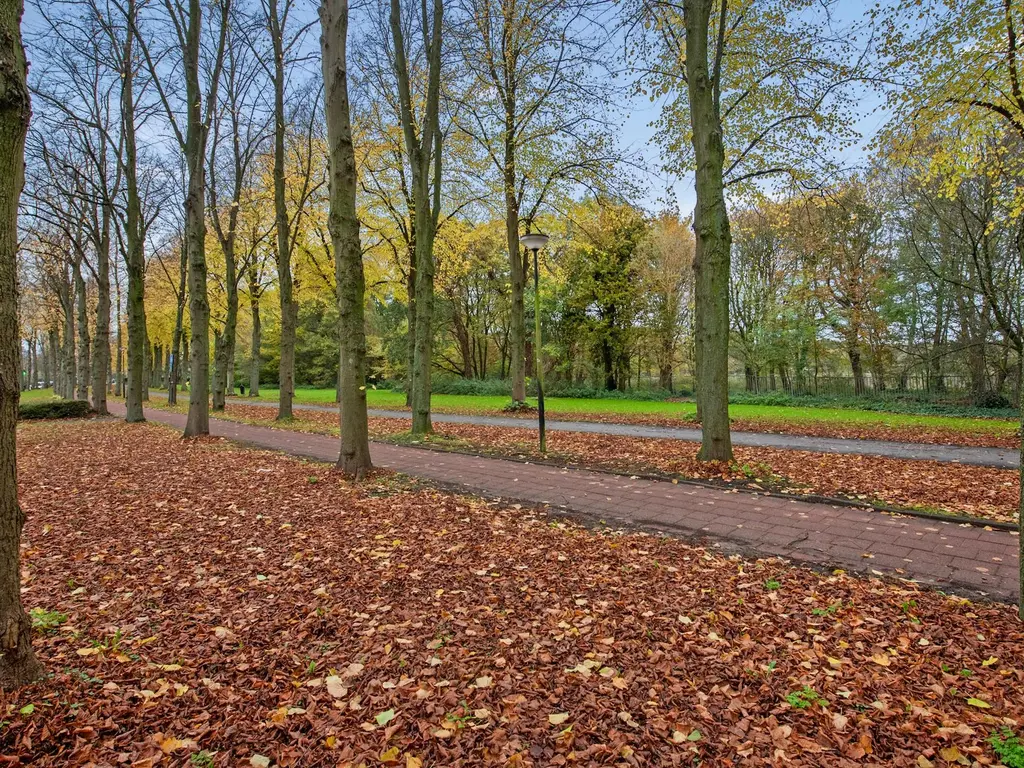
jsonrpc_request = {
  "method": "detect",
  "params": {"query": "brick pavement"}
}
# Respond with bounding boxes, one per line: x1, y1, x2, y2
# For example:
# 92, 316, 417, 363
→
106, 402, 1021, 603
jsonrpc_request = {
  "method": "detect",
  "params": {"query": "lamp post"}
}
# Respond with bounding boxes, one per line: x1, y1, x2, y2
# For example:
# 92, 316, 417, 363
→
520, 232, 549, 454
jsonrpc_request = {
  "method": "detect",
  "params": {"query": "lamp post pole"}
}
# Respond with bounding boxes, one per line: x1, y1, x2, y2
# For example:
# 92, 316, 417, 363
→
520, 232, 549, 454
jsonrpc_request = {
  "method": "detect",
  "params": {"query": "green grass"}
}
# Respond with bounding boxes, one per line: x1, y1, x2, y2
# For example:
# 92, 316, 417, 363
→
224, 387, 1018, 437
19, 388, 60, 404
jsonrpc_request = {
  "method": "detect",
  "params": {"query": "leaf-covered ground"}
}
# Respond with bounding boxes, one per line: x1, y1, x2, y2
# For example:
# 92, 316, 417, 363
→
171, 403, 1020, 525
7, 419, 1024, 767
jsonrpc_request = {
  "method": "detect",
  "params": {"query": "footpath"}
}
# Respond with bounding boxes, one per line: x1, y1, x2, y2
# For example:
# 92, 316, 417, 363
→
108, 401, 1021, 603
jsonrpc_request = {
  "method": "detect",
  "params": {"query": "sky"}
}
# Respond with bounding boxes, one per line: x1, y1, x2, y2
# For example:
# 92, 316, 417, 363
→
21, 0, 888, 219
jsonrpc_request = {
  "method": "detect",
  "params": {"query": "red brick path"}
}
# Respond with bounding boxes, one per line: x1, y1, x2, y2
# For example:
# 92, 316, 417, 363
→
107, 402, 1021, 603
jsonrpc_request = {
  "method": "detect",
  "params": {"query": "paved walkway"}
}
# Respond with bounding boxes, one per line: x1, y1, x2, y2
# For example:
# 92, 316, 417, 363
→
108, 402, 1020, 603
216, 396, 1018, 468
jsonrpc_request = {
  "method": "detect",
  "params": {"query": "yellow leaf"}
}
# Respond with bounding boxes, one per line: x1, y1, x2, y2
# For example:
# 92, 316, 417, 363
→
406, 757, 423, 768
939, 746, 963, 762
981, 657, 998, 667
379, 746, 400, 762
870, 653, 891, 667
966, 697, 991, 708
548, 712, 570, 726
158, 736, 193, 754
325, 735, 337, 749
76, 647, 101, 656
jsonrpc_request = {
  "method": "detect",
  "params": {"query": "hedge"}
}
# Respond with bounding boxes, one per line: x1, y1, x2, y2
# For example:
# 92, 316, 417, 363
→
18, 400, 93, 420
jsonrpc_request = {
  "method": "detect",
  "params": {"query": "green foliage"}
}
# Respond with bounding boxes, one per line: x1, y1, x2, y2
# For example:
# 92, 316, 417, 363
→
190, 751, 215, 768
763, 579, 781, 591
18, 400, 92, 420
785, 686, 823, 709
30, 608, 68, 632
989, 728, 1024, 768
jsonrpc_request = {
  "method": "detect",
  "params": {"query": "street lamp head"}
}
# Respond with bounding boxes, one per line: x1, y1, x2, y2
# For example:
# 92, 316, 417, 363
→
519, 232, 550, 251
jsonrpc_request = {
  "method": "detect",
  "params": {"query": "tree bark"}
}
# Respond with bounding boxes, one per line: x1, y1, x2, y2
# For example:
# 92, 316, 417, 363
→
248, 264, 261, 396
505, 131, 526, 403
271, 0, 296, 421
90, 198, 111, 414
0, 0, 43, 688
321, 0, 372, 477
73, 255, 90, 401
390, 0, 441, 435
685, 0, 732, 461
123, 0, 145, 422
167, 238, 186, 406
182, 0, 229, 436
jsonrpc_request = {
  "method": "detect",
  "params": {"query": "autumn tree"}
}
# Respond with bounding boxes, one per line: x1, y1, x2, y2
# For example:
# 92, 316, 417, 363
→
632, 0, 861, 459
451, 0, 619, 404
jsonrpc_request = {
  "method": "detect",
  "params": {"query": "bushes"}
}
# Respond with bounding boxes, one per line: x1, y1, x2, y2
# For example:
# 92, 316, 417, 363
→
727, 390, 1018, 419
18, 399, 93, 420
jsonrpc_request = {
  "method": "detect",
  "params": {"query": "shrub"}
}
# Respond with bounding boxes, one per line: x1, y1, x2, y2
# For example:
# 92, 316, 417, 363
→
974, 391, 1012, 409
18, 400, 93, 420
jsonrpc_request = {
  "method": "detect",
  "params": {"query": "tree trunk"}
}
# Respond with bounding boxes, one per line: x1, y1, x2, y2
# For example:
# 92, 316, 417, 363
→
506, 142, 526, 403
62, 273, 76, 400
73, 257, 90, 402
404, 251, 415, 406
182, 0, 224, 437
48, 327, 58, 393
685, 0, 732, 462
848, 346, 865, 396
0, 0, 43, 688
167, 238, 187, 406
90, 201, 111, 414
212, 239, 238, 411
321, 0, 372, 476
389, 0, 441, 435
272, 0, 295, 421
248, 265, 261, 397
123, 0, 146, 423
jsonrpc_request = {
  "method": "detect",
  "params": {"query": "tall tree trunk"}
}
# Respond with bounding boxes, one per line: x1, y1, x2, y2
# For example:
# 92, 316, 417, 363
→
0, 0, 43, 688
505, 131, 526, 403
113, 253, 123, 397
167, 239, 186, 406
848, 346, 865, 396
271, 0, 296, 421
685, 0, 732, 461
123, 0, 146, 423
321, 0, 372, 477
48, 327, 58, 393
404, 249, 415, 406
63, 274, 76, 400
248, 265, 261, 397
390, 0, 441, 435
212, 239, 238, 411
90, 201, 111, 414
73, 257, 90, 402
181, 0, 228, 437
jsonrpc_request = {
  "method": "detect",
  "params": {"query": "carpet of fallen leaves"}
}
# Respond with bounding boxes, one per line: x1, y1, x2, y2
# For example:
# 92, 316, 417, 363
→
202, 404, 1020, 525
7, 419, 1024, 768
391, 404, 1019, 450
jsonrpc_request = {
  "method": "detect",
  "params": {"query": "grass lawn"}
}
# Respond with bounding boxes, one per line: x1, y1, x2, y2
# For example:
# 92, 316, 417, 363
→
19, 388, 59, 404
234, 386, 1019, 437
